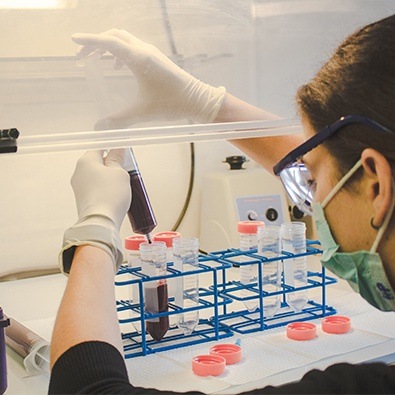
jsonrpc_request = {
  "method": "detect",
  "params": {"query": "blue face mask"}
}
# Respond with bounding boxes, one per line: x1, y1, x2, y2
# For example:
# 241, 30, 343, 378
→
312, 159, 395, 311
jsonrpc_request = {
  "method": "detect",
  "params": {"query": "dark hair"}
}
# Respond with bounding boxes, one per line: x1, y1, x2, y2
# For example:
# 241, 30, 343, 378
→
297, 14, 395, 178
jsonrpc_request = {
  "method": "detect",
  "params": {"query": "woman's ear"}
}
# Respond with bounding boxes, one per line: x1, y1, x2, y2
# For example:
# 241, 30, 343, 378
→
361, 148, 393, 228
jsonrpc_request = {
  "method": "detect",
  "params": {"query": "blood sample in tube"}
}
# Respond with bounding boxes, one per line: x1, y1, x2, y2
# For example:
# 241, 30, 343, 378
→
125, 148, 157, 240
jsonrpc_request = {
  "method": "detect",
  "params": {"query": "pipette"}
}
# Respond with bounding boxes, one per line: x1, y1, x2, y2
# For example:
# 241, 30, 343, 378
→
124, 148, 157, 242
80, 51, 157, 242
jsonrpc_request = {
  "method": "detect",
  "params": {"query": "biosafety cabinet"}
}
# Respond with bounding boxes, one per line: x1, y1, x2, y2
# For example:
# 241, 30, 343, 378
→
1, 0, 394, 279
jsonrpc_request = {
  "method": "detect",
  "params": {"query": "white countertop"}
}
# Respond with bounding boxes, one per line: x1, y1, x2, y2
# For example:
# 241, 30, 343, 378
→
1, 263, 394, 395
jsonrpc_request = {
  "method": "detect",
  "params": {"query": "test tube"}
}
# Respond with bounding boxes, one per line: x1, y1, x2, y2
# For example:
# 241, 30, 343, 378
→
124, 235, 147, 333
153, 231, 182, 328
259, 226, 281, 318
173, 237, 200, 336
281, 222, 308, 312
140, 241, 169, 341
237, 221, 265, 313
124, 148, 157, 242
5, 317, 49, 375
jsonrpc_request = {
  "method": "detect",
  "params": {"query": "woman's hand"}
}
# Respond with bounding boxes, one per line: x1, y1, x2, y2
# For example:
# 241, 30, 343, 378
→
72, 29, 226, 129
60, 149, 131, 274
71, 149, 131, 230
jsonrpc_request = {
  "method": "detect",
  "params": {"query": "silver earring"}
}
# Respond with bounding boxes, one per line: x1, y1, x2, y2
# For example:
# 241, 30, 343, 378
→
370, 217, 380, 230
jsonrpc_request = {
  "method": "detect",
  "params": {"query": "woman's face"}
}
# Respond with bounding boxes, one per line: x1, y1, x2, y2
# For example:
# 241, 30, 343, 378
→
302, 121, 377, 253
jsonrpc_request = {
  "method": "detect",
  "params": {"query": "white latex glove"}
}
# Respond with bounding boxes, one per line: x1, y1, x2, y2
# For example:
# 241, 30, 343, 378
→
71, 29, 226, 129
60, 149, 131, 275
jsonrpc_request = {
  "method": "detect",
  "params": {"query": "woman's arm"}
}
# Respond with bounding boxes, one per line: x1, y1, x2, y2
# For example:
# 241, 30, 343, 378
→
216, 92, 304, 173
50, 245, 123, 368
51, 149, 131, 368
71, 30, 304, 174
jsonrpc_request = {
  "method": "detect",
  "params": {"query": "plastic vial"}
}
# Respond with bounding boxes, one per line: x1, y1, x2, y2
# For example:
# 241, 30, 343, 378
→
259, 226, 281, 318
5, 317, 49, 375
139, 241, 169, 341
153, 231, 181, 267
173, 237, 200, 336
153, 231, 181, 328
124, 235, 147, 333
281, 222, 308, 312
238, 221, 265, 313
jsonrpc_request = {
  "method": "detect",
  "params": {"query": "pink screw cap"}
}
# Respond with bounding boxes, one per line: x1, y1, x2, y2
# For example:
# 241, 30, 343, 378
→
192, 355, 226, 376
209, 343, 242, 365
322, 315, 351, 334
237, 221, 265, 234
153, 231, 181, 248
124, 235, 147, 250
286, 322, 317, 341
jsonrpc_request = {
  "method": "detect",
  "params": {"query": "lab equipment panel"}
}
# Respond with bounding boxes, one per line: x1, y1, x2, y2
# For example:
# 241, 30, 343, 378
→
235, 194, 285, 224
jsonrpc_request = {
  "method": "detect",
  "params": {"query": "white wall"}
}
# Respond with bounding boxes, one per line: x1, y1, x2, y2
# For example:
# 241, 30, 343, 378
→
1, 0, 394, 277
253, 0, 395, 117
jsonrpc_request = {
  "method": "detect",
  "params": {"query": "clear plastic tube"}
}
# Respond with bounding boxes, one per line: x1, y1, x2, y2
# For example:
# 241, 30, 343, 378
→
140, 241, 169, 341
5, 317, 49, 375
153, 231, 181, 328
173, 237, 200, 336
281, 222, 308, 312
124, 235, 147, 333
237, 221, 265, 313
259, 226, 281, 318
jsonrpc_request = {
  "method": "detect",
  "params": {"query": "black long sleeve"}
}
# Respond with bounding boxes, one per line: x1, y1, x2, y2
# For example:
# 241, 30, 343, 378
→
48, 341, 395, 394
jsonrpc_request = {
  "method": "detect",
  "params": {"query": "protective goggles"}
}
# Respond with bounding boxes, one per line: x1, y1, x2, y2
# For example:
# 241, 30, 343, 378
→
273, 115, 392, 215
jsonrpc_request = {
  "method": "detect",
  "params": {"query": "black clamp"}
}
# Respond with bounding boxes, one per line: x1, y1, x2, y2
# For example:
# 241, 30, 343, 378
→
223, 155, 248, 170
0, 316, 10, 328
0, 128, 19, 154
0, 307, 10, 328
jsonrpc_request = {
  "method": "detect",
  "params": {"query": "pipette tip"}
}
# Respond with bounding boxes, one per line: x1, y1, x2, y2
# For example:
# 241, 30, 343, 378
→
146, 233, 152, 244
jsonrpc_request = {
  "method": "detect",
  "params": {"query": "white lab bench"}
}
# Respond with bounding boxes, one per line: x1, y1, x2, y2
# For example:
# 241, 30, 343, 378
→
2, 260, 395, 395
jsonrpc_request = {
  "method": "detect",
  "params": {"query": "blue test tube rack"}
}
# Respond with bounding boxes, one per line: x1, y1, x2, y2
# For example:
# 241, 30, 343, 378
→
115, 240, 337, 359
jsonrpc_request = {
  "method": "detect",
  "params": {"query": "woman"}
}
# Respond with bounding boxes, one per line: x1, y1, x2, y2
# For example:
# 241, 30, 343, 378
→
49, 14, 395, 394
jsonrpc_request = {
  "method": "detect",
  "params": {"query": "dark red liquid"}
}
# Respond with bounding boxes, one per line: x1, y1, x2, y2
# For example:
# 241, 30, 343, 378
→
127, 170, 157, 235
145, 282, 169, 341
